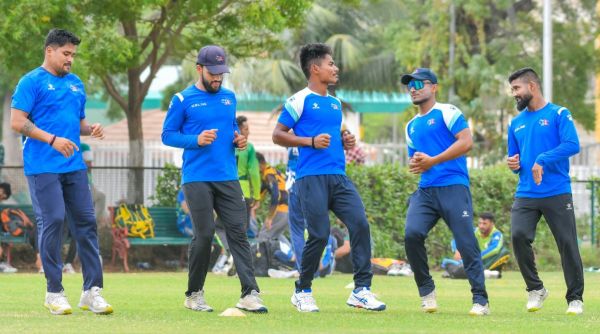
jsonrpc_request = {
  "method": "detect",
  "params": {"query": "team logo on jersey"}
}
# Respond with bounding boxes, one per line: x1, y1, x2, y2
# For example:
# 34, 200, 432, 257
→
312, 103, 320, 109
221, 98, 232, 106
191, 102, 207, 108
462, 210, 469, 217
70, 85, 79, 92
538, 119, 549, 126
47, 83, 55, 91
331, 103, 339, 110
410, 126, 415, 134
566, 203, 573, 211
427, 118, 435, 126
567, 115, 573, 121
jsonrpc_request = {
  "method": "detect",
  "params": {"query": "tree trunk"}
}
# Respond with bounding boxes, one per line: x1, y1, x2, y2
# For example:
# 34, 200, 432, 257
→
2, 90, 27, 201
126, 69, 145, 204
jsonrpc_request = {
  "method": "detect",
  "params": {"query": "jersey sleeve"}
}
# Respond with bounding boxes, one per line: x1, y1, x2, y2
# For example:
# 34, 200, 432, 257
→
405, 121, 416, 157
161, 93, 199, 149
441, 105, 469, 135
535, 108, 580, 166
278, 94, 304, 128
11, 76, 37, 114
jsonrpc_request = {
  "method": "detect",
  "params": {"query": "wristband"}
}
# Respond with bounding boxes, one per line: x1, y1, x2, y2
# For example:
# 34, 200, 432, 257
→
49, 135, 57, 147
311, 136, 316, 149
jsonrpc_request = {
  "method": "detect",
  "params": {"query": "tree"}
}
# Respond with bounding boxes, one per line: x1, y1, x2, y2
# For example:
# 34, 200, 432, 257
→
41, 0, 308, 203
0, 1, 84, 168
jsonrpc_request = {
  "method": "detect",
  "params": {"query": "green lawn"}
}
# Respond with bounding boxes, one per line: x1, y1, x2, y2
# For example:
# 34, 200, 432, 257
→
0, 271, 598, 333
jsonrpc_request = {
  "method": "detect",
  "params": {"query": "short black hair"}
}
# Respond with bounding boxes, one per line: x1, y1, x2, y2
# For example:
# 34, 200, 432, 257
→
479, 212, 495, 222
256, 152, 266, 165
236, 115, 248, 127
0, 182, 12, 199
45, 29, 81, 49
508, 67, 541, 87
299, 43, 332, 80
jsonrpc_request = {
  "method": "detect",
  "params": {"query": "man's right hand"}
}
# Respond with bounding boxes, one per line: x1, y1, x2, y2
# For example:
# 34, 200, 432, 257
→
52, 137, 79, 158
197, 129, 218, 146
313, 133, 331, 149
507, 153, 520, 171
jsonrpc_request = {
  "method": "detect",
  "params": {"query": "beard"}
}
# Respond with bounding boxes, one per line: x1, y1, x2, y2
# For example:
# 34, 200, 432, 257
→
202, 74, 222, 93
515, 93, 533, 111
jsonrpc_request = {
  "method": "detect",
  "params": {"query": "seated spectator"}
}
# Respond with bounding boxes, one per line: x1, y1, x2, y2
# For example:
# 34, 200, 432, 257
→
0, 183, 19, 273
176, 189, 193, 237
442, 212, 510, 279
342, 129, 367, 165
255, 152, 289, 242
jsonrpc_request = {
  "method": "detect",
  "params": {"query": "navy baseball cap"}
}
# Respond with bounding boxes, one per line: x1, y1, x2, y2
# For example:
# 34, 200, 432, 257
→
197, 45, 230, 74
401, 68, 438, 85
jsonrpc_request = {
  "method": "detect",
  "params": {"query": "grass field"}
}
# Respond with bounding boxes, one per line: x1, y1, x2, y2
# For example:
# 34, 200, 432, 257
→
1, 271, 598, 333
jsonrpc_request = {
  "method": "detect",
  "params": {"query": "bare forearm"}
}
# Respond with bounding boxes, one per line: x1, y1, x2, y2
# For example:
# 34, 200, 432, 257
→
11, 113, 52, 143
433, 139, 471, 165
272, 129, 311, 148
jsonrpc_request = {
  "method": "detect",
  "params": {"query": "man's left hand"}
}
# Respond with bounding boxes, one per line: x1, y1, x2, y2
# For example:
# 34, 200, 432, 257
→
234, 131, 247, 150
90, 123, 105, 139
408, 152, 436, 174
342, 131, 356, 150
532, 162, 544, 185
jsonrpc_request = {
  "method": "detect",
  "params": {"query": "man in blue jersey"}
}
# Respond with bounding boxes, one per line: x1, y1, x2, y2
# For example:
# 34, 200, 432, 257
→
10, 29, 112, 315
506, 68, 584, 315
273, 43, 385, 313
162, 45, 267, 313
402, 68, 489, 316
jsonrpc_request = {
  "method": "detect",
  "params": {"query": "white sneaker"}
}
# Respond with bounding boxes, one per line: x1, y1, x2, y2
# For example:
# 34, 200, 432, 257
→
527, 287, 548, 312
0, 262, 17, 273
291, 290, 319, 312
346, 287, 386, 311
78, 286, 113, 314
469, 303, 490, 316
268, 268, 299, 279
63, 263, 76, 274
236, 290, 268, 313
421, 291, 437, 313
484, 270, 500, 279
566, 300, 583, 315
184, 290, 213, 312
44, 291, 72, 315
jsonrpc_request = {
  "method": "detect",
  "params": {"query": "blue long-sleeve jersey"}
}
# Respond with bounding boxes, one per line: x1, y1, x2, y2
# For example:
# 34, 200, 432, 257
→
507, 102, 579, 198
162, 85, 239, 184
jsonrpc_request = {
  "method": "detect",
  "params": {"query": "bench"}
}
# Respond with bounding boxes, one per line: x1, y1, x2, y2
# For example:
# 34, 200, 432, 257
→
0, 205, 36, 266
109, 206, 191, 272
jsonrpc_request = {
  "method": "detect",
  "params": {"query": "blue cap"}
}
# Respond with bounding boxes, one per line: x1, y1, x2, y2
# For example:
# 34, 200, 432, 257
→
197, 45, 230, 74
401, 68, 438, 85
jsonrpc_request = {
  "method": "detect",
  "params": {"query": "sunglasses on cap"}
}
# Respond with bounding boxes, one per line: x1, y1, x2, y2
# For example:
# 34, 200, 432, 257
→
407, 80, 432, 91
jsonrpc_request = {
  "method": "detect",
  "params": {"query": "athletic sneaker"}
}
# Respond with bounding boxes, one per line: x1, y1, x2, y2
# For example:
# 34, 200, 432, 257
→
44, 291, 72, 315
291, 289, 319, 312
469, 303, 490, 316
0, 262, 17, 273
566, 300, 583, 315
421, 290, 437, 313
236, 290, 268, 313
346, 287, 386, 311
78, 286, 113, 314
63, 263, 76, 274
526, 287, 548, 312
268, 268, 299, 279
184, 290, 213, 312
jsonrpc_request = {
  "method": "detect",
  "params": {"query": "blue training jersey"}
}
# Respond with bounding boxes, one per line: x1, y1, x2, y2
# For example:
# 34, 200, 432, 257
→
405, 102, 470, 188
507, 102, 579, 198
162, 85, 239, 184
11, 67, 87, 175
278, 88, 345, 180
